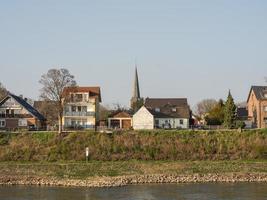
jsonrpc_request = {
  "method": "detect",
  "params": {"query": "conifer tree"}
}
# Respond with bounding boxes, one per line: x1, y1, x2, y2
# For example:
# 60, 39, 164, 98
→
223, 90, 236, 129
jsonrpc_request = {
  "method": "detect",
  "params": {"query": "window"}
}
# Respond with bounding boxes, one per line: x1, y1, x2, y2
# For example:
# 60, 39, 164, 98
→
77, 106, 82, 112
83, 94, 88, 102
82, 106, 87, 112
72, 106, 76, 112
155, 108, 160, 112
65, 106, 70, 112
172, 108, 177, 112
18, 119, 27, 127
180, 119, 184, 125
264, 93, 267, 98
264, 106, 267, 112
75, 94, 83, 102
0, 120, 5, 127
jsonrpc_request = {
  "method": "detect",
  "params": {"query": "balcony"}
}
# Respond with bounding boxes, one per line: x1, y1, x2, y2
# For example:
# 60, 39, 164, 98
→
0, 114, 32, 118
64, 125, 95, 130
63, 111, 95, 117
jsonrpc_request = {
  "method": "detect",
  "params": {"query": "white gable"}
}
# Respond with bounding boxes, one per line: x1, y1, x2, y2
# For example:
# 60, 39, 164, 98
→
133, 106, 154, 130
0, 97, 29, 115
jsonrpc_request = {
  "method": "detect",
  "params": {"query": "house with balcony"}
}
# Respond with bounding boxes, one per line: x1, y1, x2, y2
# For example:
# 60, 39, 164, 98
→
62, 86, 101, 130
0, 93, 46, 130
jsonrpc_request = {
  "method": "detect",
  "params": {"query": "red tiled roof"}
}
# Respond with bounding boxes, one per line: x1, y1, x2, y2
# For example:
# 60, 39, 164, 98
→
63, 86, 102, 102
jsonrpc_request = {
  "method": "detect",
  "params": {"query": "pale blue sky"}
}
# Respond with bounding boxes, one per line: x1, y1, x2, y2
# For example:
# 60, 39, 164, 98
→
0, 0, 267, 108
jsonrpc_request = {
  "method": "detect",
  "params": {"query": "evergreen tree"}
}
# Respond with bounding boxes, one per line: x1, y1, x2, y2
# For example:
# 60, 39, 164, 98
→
223, 90, 236, 129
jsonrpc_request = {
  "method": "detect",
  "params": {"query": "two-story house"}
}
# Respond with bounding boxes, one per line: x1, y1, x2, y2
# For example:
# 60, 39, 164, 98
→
133, 98, 191, 130
247, 86, 267, 128
62, 87, 101, 130
0, 93, 46, 130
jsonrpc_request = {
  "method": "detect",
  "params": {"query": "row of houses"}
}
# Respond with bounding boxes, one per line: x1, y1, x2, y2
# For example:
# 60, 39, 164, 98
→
0, 69, 267, 131
0, 87, 102, 131
0, 93, 191, 131
108, 98, 190, 130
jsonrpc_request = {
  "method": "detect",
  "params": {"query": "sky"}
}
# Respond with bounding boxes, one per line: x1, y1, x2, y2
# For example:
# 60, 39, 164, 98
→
0, 0, 267, 109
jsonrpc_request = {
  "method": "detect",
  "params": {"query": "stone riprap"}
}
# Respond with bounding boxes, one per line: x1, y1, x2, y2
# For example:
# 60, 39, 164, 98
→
1, 173, 267, 188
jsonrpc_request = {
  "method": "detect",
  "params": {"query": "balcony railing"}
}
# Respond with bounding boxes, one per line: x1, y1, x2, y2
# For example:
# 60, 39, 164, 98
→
63, 111, 95, 117
0, 114, 32, 118
64, 125, 95, 130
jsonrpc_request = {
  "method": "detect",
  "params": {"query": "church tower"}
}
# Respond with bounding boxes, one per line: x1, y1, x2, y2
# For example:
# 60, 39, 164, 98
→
130, 67, 142, 112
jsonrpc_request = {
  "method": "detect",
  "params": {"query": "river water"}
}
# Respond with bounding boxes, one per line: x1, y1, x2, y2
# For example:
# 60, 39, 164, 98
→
0, 183, 266, 200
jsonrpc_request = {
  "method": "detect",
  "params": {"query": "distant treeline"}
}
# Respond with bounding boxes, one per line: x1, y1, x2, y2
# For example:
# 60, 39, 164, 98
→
0, 130, 267, 161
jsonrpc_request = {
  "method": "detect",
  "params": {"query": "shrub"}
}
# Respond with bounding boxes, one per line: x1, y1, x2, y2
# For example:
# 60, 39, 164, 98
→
235, 120, 246, 129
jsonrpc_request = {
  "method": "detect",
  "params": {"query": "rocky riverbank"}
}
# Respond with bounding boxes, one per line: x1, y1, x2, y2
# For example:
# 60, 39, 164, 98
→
1, 173, 267, 188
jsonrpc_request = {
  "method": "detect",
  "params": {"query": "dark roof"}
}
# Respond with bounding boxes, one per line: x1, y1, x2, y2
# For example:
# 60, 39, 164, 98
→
147, 109, 173, 118
145, 98, 188, 108
144, 98, 190, 119
247, 86, 267, 102
0, 93, 46, 121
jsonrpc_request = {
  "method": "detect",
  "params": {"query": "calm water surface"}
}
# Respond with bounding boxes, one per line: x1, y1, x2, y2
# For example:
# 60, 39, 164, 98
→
0, 183, 267, 200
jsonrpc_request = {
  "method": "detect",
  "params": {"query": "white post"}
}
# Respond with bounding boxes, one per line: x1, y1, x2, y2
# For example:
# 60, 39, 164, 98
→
86, 147, 89, 163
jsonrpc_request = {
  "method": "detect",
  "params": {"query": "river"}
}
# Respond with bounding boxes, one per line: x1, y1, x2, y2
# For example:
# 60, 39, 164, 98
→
0, 183, 266, 200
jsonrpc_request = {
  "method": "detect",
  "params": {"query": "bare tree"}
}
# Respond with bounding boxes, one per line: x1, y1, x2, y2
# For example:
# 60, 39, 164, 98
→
34, 100, 58, 129
195, 99, 218, 117
112, 103, 128, 111
39, 68, 76, 134
0, 82, 7, 101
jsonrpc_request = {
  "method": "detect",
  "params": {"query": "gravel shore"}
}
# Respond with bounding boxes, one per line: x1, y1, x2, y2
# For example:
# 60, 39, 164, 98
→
1, 173, 267, 188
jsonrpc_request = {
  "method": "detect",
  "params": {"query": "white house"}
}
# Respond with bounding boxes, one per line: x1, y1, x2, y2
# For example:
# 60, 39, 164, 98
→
62, 86, 101, 130
133, 98, 191, 130
133, 106, 154, 130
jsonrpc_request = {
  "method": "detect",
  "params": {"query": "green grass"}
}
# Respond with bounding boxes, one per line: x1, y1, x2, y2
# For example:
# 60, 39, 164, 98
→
1, 160, 267, 179
1, 129, 267, 162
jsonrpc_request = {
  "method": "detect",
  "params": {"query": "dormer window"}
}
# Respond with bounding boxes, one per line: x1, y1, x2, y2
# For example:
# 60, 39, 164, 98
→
155, 108, 160, 112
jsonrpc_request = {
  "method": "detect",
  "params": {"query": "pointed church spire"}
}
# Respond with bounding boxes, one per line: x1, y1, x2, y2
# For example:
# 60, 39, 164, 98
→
130, 67, 143, 111
133, 67, 140, 99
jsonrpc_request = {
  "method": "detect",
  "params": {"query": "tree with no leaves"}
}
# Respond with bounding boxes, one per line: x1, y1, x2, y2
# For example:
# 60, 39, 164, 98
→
0, 82, 7, 101
39, 68, 76, 134
195, 99, 218, 117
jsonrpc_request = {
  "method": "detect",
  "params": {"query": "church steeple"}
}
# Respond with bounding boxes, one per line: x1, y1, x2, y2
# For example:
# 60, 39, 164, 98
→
130, 67, 142, 111
133, 67, 140, 99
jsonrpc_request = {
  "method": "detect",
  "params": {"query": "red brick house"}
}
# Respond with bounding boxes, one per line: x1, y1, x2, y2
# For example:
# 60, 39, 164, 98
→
247, 86, 267, 128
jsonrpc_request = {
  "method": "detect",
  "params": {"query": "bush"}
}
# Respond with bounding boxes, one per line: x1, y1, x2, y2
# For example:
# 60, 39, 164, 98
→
235, 120, 246, 129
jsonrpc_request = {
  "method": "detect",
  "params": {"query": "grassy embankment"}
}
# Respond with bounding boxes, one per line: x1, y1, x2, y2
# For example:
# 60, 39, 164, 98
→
1, 160, 267, 179
0, 129, 267, 179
